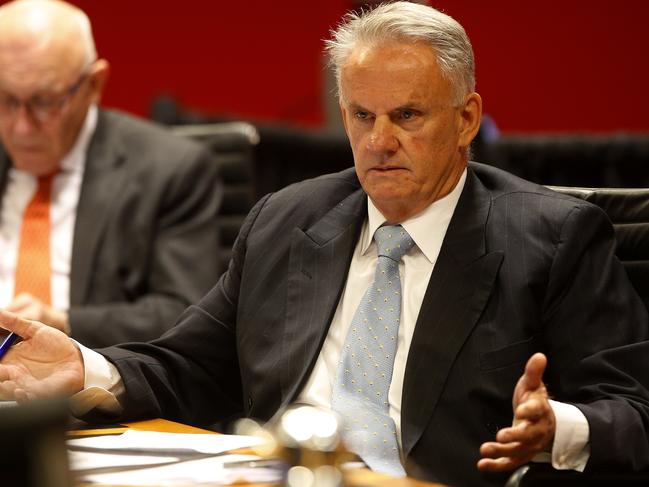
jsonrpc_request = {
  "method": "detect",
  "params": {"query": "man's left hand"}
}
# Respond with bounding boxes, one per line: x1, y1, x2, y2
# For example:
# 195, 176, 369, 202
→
477, 352, 556, 472
6, 293, 70, 335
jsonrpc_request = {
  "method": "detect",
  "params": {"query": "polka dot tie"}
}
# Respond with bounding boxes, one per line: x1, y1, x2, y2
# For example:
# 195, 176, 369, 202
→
332, 224, 414, 476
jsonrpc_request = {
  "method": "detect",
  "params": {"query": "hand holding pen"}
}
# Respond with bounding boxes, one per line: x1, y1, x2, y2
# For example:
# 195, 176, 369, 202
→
0, 332, 18, 361
0, 310, 85, 400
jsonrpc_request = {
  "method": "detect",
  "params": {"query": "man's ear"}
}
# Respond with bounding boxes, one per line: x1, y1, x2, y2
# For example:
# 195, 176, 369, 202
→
88, 59, 110, 103
458, 92, 482, 149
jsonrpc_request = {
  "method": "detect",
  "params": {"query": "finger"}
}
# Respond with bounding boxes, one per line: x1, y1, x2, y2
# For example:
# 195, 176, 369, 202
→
14, 388, 35, 402
0, 379, 19, 399
496, 422, 546, 445
515, 396, 550, 422
0, 366, 11, 382
0, 310, 39, 338
480, 441, 543, 466
5, 301, 28, 313
10, 303, 40, 321
6, 293, 34, 311
477, 455, 531, 472
0, 370, 43, 400
480, 441, 525, 458
520, 353, 547, 392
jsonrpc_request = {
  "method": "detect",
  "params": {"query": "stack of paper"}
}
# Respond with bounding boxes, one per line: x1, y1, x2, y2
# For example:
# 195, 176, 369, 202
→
67, 430, 282, 485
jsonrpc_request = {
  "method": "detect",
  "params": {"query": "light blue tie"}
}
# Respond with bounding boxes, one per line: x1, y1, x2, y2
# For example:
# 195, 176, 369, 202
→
332, 224, 414, 476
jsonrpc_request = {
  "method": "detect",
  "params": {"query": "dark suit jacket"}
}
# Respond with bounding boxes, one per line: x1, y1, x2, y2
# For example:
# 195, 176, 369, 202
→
97, 163, 649, 486
0, 109, 223, 347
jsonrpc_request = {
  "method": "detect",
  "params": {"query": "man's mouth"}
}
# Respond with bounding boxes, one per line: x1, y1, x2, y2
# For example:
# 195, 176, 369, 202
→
13, 143, 44, 153
369, 166, 405, 172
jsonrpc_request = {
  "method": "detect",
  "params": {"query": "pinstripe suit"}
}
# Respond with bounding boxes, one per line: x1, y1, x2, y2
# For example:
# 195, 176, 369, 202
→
96, 162, 649, 486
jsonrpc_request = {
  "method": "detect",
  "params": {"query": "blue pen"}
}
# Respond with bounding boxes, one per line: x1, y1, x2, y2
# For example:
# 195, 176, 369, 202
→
0, 332, 18, 360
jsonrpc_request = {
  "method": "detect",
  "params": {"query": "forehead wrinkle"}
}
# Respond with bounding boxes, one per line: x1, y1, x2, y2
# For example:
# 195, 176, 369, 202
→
340, 40, 453, 114
341, 69, 431, 114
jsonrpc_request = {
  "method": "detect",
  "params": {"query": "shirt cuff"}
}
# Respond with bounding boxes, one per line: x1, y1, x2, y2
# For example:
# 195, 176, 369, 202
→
544, 399, 590, 471
68, 340, 124, 417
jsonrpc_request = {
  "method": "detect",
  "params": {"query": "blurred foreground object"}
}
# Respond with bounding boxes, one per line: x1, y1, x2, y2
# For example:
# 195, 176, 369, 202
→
0, 400, 72, 487
236, 404, 352, 487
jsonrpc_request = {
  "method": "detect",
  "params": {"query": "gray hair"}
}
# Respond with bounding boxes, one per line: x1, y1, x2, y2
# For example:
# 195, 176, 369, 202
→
325, 1, 475, 104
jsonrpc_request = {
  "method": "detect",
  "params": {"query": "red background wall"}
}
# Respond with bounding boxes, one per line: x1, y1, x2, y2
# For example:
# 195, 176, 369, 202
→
70, 0, 349, 126
436, 0, 649, 133
3, 0, 648, 133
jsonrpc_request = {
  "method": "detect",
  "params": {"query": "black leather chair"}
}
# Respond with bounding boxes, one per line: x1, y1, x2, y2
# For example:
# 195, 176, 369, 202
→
252, 124, 353, 197
170, 122, 259, 273
477, 135, 649, 188
551, 186, 649, 309
506, 186, 649, 486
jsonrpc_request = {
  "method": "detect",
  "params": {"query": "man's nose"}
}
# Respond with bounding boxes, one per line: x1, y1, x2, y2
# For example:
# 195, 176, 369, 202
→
366, 117, 399, 155
11, 104, 39, 135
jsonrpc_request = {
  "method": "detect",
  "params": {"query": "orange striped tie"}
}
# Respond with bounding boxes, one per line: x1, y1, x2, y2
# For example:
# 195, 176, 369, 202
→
14, 173, 55, 305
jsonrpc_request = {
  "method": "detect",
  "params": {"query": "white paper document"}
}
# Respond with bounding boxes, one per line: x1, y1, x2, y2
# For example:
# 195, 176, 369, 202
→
77, 454, 281, 485
67, 430, 280, 485
67, 429, 265, 455
69, 449, 178, 472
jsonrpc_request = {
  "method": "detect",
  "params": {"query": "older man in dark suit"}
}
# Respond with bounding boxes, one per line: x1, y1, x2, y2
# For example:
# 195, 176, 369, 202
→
0, 0, 222, 347
1, 2, 648, 486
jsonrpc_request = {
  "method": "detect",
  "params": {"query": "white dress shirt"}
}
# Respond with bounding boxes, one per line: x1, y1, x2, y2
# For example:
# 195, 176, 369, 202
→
297, 171, 467, 440
75, 167, 589, 470
0, 105, 97, 310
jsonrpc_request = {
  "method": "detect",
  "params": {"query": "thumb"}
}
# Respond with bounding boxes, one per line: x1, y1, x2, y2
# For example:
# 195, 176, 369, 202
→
524, 352, 547, 388
0, 309, 38, 339
514, 353, 547, 406
6, 293, 34, 312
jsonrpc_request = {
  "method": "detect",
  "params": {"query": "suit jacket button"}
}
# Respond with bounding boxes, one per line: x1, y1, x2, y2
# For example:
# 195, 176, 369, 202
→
248, 395, 253, 410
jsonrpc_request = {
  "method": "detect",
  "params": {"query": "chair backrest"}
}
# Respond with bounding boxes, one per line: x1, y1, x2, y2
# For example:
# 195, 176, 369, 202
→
252, 124, 353, 197
478, 135, 649, 187
170, 122, 259, 273
550, 186, 649, 310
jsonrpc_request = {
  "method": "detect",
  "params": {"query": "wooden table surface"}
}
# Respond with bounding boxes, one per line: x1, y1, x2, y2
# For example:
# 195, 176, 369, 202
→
72, 418, 444, 487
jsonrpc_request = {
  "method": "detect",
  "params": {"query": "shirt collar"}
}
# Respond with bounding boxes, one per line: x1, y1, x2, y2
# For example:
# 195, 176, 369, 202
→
59, 103, 98, 174
362, 169, 467, 262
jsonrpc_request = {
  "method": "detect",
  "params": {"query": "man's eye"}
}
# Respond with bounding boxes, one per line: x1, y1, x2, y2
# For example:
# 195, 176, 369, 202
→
401, 110, 416, 120
31, 97, 58, 110
0, 93, 18, 107
354, 111, 369, 120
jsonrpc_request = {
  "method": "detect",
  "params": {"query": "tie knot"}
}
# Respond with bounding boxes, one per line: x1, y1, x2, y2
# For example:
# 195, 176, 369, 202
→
374, 224, 414, 261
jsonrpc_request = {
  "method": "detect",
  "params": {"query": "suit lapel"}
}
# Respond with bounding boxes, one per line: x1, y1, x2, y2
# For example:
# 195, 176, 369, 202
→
70, 110, 128, 305
401, 168, 504, 456
280, 187, 367, 406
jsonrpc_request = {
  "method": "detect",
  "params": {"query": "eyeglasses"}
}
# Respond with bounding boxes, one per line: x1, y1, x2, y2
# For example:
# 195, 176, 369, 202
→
0, 72, 90, 124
